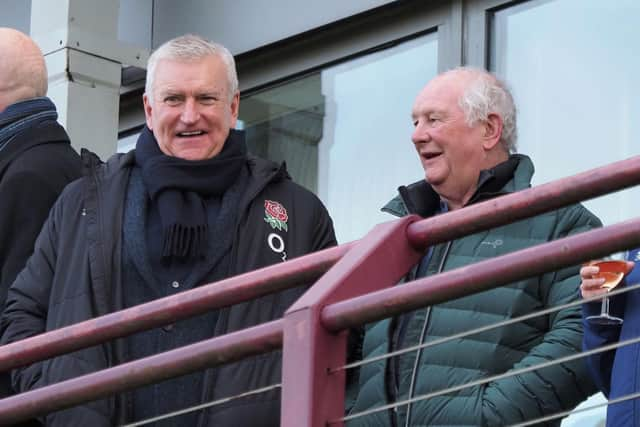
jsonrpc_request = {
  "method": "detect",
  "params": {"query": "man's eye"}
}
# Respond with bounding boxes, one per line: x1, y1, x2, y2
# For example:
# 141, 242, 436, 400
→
199, 96, 218, 105
164, 96, 182, 105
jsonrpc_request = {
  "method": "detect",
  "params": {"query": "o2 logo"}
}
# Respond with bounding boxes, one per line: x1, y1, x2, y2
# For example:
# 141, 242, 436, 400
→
268, 233, 287, 261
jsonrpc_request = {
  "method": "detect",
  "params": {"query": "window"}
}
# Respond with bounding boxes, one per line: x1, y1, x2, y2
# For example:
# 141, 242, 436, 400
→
491, 0, 640, 227
239, 32, 438, 243
490, 1, 640, 425
117, 130, 140, 153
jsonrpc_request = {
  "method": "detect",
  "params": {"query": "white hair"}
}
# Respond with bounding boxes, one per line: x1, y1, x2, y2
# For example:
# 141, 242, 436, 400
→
145, 34, 238, 103
446, 67, 518, 153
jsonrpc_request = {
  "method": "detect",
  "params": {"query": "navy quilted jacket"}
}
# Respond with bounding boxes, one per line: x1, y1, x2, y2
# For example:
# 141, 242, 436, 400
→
0, 148, 336, 427
583, 248, 640, 427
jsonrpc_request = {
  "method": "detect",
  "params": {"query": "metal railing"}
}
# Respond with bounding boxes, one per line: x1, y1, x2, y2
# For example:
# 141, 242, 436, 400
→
335, 282, 640, 425
0, 155, 638, 426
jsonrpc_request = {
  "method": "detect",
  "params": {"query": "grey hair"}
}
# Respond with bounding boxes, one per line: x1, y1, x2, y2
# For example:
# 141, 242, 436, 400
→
145, 34, 238, 103
447, 67, 517, 153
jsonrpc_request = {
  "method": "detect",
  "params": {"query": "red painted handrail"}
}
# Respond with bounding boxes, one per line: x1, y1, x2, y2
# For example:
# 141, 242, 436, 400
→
0, 320, 283, 425
2, 222, 639, 425
0, 243, 352, 373
407, 156, 640, 248
281, 216, 423, 427
281, 155, 640, 426
0, 156, 637, 373
322, 217, 640, 332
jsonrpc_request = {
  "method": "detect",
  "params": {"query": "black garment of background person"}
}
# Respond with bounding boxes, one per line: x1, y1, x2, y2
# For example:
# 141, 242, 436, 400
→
0, 119, 81, 413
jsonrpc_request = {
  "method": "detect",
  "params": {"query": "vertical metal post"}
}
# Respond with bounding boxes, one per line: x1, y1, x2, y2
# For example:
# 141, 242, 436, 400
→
30, 0, 148, 160
281, 215, 424, 426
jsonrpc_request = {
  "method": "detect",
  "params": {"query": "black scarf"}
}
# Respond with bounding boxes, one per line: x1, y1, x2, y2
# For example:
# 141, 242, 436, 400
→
134, 126, 247, 260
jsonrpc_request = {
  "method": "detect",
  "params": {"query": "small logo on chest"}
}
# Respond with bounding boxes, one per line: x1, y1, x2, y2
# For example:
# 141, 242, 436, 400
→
481, 239, 503, 249
264, 200, 288, 232
264, 200, 288, 261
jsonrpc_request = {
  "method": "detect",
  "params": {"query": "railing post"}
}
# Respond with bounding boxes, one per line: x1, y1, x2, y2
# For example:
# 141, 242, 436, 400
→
281, 216, 424, 427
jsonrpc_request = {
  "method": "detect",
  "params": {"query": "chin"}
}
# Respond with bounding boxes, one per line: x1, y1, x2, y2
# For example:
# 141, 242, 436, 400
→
424, 173, 440, 184
173, 151, 206, 161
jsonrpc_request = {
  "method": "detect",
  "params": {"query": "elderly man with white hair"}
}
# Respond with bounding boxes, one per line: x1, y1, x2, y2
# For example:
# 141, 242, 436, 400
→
348, 68, 600, 426
1, 34, 336, 426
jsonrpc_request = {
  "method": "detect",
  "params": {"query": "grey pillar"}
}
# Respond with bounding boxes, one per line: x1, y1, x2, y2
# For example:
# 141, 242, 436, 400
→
30, 0, 148, 160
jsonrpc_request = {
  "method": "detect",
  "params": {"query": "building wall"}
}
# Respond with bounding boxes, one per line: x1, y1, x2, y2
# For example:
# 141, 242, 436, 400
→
0, 0, 31, 32
151, 0, 396, 54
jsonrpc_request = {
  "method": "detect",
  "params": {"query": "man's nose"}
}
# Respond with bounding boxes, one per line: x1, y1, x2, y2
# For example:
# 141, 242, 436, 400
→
180, 98, 200, 124
412, 123, 430, 145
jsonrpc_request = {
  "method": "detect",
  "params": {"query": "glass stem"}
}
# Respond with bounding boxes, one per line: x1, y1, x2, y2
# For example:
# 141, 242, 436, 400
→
600, 293, 611, 317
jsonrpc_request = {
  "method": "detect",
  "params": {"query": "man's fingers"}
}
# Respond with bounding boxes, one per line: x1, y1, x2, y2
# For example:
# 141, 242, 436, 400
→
580, 277, 607, 299
582, 277, 606, 289
580, 265, 600, 279
582, 289, 608, 299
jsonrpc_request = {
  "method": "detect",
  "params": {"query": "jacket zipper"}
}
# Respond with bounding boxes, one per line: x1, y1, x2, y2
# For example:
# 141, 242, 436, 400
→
197, 164, 282, 427
403, 240, 452, 427
87, 160, 122, 422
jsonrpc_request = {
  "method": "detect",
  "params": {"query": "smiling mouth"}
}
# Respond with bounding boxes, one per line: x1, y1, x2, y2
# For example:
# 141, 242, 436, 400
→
422, 152, 442, 160
177, 130, 206, 138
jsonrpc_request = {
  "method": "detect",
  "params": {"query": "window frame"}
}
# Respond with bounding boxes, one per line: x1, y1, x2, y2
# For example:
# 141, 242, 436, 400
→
236, 0, 458, 96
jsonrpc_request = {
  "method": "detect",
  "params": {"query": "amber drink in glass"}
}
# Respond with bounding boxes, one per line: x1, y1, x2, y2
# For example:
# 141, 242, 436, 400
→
586, 260, 628, 325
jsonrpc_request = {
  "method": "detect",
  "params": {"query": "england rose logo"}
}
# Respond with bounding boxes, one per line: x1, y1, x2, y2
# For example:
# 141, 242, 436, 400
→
264, 200, 288, 232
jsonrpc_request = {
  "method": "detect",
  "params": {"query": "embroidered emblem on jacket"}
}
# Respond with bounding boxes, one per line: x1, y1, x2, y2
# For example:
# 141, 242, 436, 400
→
268, 233, 287, 261
264, 200, 288, 232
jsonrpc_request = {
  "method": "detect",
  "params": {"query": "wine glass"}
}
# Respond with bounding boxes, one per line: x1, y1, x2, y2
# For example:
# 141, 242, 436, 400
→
585, 258, 630, 326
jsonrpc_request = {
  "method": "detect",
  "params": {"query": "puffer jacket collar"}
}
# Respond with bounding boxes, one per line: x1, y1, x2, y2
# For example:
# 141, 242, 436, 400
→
382, 154, 533, 218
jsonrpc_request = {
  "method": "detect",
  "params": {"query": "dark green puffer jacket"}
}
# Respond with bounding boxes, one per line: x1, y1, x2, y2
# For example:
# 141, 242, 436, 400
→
348, 155, 600, 427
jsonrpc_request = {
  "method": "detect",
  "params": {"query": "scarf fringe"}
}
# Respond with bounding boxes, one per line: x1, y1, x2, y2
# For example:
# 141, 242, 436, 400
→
162, 224, 208, 260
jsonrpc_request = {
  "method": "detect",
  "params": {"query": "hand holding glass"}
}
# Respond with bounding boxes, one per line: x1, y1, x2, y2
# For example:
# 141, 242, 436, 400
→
585, 260, 631, 326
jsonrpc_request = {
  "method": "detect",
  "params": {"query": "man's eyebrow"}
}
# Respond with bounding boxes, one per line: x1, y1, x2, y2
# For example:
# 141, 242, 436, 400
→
158, 89, 182, 97
157, 88, 224, 98
198, 90, 223, 96
411, 108, 432, 119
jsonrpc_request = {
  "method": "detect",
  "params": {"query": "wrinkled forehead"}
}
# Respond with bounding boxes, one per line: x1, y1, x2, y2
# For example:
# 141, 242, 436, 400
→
412, 75, 466, 116
153, 57, 227, 92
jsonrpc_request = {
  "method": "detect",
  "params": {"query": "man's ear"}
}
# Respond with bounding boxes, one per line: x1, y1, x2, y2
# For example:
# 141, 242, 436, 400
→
229, 92, 240, 128
143, 93, 153, 129
482, 113, 503, 150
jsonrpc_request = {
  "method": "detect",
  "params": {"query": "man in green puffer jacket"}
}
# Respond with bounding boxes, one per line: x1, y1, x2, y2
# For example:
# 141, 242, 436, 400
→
348, 67, 600, 426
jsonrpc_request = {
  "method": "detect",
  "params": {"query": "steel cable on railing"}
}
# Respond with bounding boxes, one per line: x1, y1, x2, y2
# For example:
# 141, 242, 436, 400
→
330, 281, 640, 374
0, 320, 283, 425
331, 282, 640, 425
121, 383, 281, 427
509, 390, 640, 426
335, 332, 640, 424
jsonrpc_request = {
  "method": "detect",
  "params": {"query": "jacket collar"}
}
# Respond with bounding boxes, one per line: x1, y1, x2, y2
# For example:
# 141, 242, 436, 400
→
80, 149, 289, 187
383, 154, 533, 217
0, 120, 70, 177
